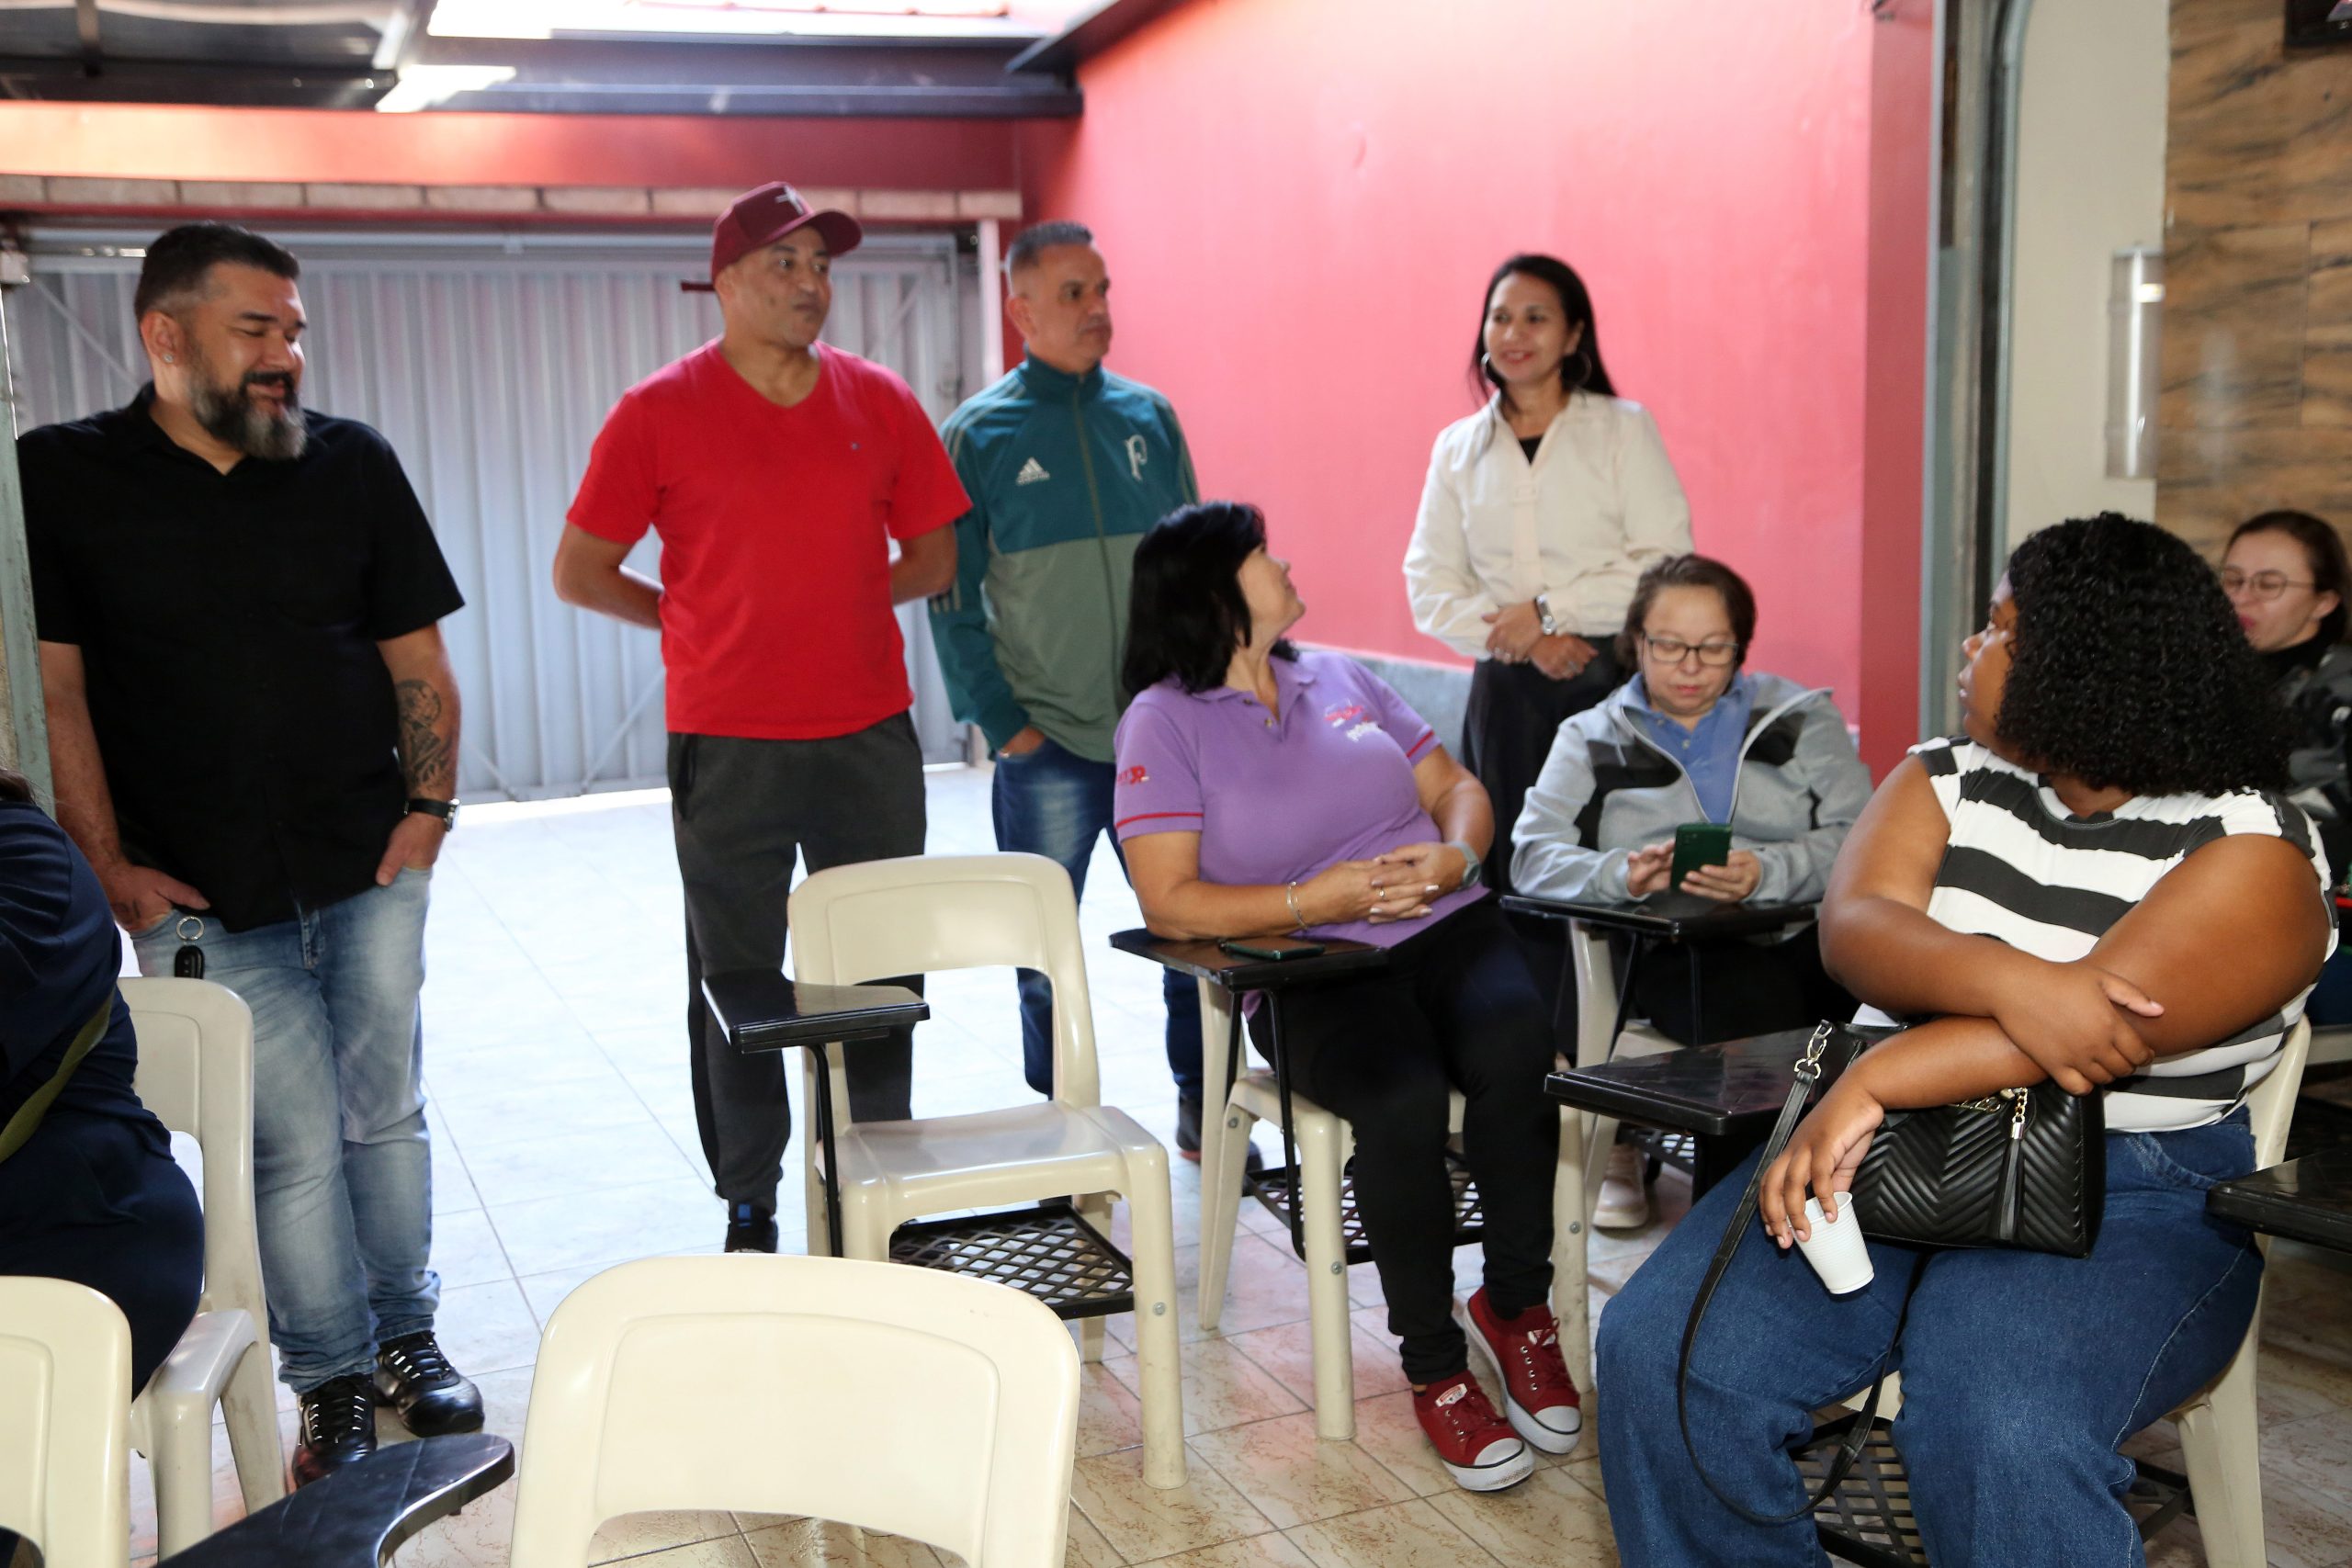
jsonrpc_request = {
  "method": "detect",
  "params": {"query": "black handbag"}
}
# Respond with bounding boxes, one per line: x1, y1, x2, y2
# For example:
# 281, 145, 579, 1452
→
1674, 1021, 2106, 1524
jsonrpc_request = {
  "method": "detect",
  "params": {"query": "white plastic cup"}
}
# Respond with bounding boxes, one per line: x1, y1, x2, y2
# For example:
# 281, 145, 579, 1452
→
1796, 1191, 1873, 1295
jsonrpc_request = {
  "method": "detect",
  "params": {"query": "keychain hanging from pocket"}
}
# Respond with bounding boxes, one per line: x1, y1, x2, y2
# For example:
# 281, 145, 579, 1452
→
172, 914, 206, 979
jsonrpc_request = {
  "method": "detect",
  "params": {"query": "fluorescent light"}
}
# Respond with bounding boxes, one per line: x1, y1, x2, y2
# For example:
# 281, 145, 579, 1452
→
375, 63, 515, 111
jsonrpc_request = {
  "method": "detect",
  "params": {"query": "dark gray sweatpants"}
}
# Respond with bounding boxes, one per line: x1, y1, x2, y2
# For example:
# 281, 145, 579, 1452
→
669, 715, 923, 1211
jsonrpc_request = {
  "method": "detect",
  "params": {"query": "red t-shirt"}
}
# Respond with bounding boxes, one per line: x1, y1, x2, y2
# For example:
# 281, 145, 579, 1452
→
568, 342, 968, 739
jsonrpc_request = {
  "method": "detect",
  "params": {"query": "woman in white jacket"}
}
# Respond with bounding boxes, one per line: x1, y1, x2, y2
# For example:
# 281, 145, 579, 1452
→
1405, 253, 1693, 895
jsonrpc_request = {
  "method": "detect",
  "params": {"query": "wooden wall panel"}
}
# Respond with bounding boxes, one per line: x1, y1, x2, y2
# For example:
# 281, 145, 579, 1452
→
2159, 0, 2352, 552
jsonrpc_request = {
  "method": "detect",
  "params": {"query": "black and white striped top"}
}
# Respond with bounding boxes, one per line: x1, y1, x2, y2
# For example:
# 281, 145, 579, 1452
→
1900, 736, 2335, 1133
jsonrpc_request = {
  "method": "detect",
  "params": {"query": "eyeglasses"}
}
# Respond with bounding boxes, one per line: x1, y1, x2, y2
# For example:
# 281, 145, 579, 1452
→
1642, 635, 1741, 667
2220, 567, 2317, 601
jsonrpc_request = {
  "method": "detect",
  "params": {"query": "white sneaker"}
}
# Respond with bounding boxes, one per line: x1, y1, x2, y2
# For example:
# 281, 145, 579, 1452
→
1595, 1143, 1650, 1230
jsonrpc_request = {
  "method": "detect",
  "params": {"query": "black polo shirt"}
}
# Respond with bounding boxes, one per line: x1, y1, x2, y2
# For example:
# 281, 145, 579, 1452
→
18, 388, 464, 932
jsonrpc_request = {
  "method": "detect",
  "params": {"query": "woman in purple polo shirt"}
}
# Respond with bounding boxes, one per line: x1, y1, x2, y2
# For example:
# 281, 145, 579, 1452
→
1114, 501, 1573, 1495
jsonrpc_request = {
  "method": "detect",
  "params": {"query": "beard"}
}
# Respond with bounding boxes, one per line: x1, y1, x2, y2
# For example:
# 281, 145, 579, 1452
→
184, 347, 308, 462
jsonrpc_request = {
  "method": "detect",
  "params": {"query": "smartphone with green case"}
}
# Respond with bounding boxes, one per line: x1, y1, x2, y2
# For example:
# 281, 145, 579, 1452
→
1669, 822, 1733, 889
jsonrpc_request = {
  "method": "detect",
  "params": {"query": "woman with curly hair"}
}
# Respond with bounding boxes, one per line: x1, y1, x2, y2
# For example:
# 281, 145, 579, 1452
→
1594, 514, 2333, 1567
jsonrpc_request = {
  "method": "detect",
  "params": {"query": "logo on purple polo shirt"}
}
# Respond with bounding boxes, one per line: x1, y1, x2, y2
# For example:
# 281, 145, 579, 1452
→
1121, 764, 1148, 785
1324, 703, 1367, 727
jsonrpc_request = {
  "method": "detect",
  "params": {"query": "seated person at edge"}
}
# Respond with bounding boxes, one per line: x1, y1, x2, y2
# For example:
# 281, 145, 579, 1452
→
0, 768, 204, 1560
2222, 508, 2352, 1022
1595, 514, 2332, 1568
1113, 501, 1572, 1495
1511, 552, 1871, 1043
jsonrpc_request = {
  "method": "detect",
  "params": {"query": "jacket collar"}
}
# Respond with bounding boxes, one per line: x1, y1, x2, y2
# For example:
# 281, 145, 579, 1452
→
1018, 353, 1107, 399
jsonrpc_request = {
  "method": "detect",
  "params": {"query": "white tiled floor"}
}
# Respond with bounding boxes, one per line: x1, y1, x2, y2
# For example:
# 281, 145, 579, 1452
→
127, 767, 2352, 1567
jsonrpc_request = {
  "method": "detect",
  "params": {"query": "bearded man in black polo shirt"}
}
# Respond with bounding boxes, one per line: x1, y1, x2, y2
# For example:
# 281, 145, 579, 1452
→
18, 223, 480, 1485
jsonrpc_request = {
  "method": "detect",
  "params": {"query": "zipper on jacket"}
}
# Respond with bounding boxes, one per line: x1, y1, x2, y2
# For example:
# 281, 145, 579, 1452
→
1604, 683, 1830, 825
1071, 392, 1122, 714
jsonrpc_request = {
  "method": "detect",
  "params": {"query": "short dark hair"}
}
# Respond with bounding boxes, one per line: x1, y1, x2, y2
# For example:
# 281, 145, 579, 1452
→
2000, 513, 2290, 795
1005, 220, 1095, 278
133, 222, 300, 322
1616, 554, 1758, 669
1123, 501, 1296, 695
2228, 508, 2350, 645
1469, 253, 1618, 412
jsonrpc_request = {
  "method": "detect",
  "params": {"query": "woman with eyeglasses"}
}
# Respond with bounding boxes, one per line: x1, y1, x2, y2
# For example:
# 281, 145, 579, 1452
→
1512, 552, 1869, 1058
2222, 509, 2352, 1022
1404, 254, 1692, 896
1512, 556, 1867, 1225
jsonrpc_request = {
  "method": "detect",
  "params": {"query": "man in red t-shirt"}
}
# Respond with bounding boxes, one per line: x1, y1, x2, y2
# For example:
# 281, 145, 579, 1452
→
555, 182, 966, 1253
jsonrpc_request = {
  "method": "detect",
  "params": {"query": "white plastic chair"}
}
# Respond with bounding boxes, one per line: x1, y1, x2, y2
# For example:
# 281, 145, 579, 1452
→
507, 1254, 1080, 1568
1191, 921, 1645, 1437
1549, 918, 1682, 1389
1844, 1016, 2312, 1567
122, 976, 288, 1552
2168, 1013, 2312, 1568
0, 1277, 134, 1568
791, 852, 1186, 1489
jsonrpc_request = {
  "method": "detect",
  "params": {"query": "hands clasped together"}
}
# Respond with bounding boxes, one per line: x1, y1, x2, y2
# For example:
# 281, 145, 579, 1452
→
1757, 958, 2165, 1251
1293, 841, 1476, 926
1481, 600, 1599, 680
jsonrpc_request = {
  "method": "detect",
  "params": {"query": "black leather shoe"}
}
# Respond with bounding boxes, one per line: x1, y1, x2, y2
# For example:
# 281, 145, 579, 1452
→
725, 1201, 778, 1253
292, 1373, 379, 1486
1177, 1095, 1264, 1173
373, 1331, 484, 1437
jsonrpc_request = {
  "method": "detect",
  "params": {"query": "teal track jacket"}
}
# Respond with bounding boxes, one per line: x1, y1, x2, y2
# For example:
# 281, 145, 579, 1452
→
929, 355, 1199, 761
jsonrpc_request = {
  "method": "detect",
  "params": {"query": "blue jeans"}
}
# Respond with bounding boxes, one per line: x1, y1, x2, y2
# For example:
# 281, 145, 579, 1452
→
1597, 1114, 2263, 1567
131, 870, 438, 1393
992, 737, 1201, 1100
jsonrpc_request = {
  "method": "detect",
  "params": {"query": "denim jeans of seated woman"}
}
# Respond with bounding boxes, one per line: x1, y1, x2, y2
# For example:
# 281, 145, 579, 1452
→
1597, 1114, 2262, 1568
992, 734, 1202, 1099
130, 868, 438, 1394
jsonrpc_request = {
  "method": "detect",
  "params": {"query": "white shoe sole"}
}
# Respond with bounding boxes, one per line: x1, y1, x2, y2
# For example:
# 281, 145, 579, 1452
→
1441, 1440, 1535, 1493
1594, 1179, 1649, 1231
1467, 1325, 1585, 1456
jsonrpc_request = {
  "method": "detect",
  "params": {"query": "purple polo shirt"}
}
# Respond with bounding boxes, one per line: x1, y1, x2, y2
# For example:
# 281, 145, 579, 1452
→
1112, 649, 1489, 948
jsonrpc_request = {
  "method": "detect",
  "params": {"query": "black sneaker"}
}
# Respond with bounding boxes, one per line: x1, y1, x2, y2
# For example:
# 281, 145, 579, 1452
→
293, 1373, 379, 1486
1176, 1094, 1204, 1160
1177, 1095, 1263, 1172
373, 1331, 484, 1437
725, 1201, 778, 1253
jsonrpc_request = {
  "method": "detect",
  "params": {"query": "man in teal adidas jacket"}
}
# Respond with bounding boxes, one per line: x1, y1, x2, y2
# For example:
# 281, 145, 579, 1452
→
930, 220, 1207, 1143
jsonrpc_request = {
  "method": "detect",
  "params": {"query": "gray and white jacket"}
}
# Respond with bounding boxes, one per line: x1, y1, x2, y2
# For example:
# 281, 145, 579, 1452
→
1510, 672, 1872, 906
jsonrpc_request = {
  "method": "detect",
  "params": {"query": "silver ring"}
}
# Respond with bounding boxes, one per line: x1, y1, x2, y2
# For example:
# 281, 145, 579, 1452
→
175, 914, 205, 942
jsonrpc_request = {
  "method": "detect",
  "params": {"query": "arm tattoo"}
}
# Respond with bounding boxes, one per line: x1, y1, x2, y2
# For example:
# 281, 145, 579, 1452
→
394, 678, 457, 795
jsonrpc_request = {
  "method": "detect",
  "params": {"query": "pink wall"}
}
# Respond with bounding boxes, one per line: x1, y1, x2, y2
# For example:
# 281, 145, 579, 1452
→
1017, 0, 1934, 771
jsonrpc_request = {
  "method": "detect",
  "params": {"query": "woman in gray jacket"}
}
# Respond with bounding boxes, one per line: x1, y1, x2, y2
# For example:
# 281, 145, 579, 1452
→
1512, 554, 1871, 1222
1513, 551, 1871, 1024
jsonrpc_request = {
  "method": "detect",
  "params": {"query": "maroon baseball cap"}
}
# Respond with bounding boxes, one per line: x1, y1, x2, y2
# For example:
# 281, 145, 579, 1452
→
689, 182, 863, 291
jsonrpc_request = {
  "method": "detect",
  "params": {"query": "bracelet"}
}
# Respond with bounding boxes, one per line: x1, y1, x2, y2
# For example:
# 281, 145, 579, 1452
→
1284, 881, 1307, 931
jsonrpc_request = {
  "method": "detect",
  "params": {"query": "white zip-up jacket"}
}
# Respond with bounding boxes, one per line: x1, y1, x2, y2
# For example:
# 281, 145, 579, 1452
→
1404, 391, 1693, 655
1510, 673, 1872, 906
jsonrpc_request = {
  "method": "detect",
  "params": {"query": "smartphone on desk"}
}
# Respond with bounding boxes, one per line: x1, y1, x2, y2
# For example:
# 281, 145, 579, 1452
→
1668, 822, 1733, 889
1218, 936, 1329, 962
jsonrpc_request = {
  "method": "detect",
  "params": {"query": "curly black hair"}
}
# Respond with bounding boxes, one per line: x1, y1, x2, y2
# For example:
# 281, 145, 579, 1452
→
2000, 513, 2290, 795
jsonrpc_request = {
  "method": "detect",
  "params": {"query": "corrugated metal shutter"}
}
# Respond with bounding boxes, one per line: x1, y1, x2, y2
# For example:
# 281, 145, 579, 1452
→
1, 225, 980, 798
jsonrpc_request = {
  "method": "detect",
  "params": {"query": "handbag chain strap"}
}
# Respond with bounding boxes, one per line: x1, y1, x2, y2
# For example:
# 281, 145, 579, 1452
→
1672, 1021, 1917, 1526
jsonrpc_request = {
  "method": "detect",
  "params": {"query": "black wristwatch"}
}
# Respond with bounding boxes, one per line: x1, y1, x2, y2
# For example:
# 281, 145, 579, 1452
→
406, 797, 459, 833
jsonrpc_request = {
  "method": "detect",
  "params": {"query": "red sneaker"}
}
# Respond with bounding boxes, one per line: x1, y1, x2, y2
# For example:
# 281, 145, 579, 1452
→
1413, 1371, 1533, 1493
1466, 1287, 1583, 1454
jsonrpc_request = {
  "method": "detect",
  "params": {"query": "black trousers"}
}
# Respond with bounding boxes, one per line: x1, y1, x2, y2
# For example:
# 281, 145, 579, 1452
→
1627, 923, 1854, 1046
670, 716, 925, 1212
1247, 903, 1559, 1382
0, 1108, 204, 1385
1460, 645, 1624, 897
